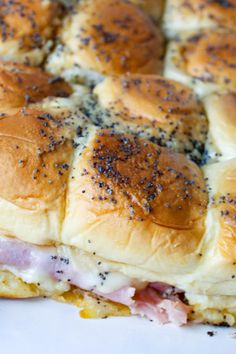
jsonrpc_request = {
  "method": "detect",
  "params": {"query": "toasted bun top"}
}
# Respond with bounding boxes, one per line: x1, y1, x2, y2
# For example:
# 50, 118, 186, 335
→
62, 128, 208, 272
179, 30, 236, 90
164, 0, 236, 34
0, 0, 59, 49
204, 159, 236, 262
94, 74, 207, 159
60, 0, 164, 75
0, 61, 72, 112
0, 108, 74, 209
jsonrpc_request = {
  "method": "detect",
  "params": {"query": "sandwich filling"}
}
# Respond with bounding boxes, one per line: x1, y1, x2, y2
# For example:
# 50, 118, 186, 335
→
0, 236, 190, 325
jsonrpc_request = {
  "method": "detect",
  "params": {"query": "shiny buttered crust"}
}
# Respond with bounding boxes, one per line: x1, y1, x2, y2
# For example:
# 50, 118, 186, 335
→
0, 0, 60, 65
94, 74, 208, 162
0, 108, 75, 244
204, 92, 236, 161
164, 30, 236, 97
62, 128, 208, 274
0, 61, 72, 112
163, 0, 236, 38
47, 0, 164, 78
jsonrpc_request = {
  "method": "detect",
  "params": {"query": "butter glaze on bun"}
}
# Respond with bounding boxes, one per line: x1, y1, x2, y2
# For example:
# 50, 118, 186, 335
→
46, 0, 164, 80
0, 61, 72, 112
164, 0, 236, 38
129, 0, 164, 21
0, 0, 60, 65
62, 128, 208, 273
164, 30, 236, 97
94, 74, 208, 163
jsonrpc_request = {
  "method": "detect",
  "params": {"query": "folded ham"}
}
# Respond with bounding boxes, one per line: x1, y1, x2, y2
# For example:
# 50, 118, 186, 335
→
0, 236, 191, 325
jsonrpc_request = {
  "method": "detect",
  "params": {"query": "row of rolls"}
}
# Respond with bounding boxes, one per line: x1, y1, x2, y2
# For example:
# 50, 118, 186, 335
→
1, 0, 236, 324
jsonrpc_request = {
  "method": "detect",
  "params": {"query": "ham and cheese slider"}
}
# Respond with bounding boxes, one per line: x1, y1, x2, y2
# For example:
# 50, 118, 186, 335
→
0, 0, 60, 65
46, 0, 164, 85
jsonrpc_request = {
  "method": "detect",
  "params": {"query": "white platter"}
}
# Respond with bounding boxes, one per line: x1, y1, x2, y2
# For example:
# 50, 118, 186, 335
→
0, 298, 236, 354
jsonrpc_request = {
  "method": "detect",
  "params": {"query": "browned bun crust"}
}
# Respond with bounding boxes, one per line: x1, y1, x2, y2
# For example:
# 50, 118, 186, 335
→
0, 0, 59, 49
59, 0, 164, 75
63, 128, 208, 271
0, 61, 72, 112
0, 108, 74, 209
0, 0, 60, 64
94, 74, 208, 161
164, 0, 236, 37
180, 30, 236, 89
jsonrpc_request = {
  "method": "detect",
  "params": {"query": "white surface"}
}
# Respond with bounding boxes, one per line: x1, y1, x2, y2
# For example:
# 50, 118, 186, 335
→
0, 299, 236, 354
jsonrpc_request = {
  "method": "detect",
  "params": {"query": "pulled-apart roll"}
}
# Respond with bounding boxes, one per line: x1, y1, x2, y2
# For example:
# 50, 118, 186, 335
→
46, 0, 164, 85
163, 0, 236, 38
2, 108, 236, 325
0, 0, 60, 65
164, 29, 236, 97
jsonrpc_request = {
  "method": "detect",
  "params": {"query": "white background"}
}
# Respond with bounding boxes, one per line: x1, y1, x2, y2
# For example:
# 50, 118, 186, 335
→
0, 298, 236, 354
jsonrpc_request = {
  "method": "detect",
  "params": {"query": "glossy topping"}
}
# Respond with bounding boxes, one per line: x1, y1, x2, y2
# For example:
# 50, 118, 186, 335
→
180, 31, 236, 89
94, 75, 208, 163
0, 61, 72, 111
0, 108, 74, 209
79, 129, 207, 228
0, 0, 59, 49
60, 0, 164, 75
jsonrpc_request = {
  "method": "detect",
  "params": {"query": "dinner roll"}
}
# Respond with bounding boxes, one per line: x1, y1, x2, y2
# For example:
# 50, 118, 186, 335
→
0, 107, 75, 245
164, 29, 236, 97
46, 0, 164, 84
62, 128, 208, 274
0, 61, 72, 112
204, 92, 236, 162
0, 0, 60, 65
93, 75, 208, 164
163, 0, 236, 38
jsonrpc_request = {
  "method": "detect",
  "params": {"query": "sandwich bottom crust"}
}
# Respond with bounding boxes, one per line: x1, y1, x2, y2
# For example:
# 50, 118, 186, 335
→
1, 269, 236, 326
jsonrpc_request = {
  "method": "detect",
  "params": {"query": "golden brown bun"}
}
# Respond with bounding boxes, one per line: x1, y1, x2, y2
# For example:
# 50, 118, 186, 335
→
0, 108, 73, 209
0, 61, 72, 112
0, 107, 77, 245
129, 0, 164, 21
0, 0, 60, 65
204, 159, 236, 262
163, 0, 236, 38
94, 74, 208, 163
164, 29, 236, 97
62, 128, 208, 273
204, 92, 236, 161
47, 0, 164, 79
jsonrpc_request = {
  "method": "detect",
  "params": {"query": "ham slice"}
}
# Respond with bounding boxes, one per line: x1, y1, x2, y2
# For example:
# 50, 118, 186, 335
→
0, 236, 191, 325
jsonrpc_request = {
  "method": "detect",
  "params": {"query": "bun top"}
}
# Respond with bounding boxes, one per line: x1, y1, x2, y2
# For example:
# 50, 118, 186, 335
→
0, 108, 74, 209
0, 61, 72, 112
62, 128, 208, 272
164, 0, 236, 37
59, 0, 164, 75
204, 92, 236, 161
0, 0, 59, 63
94, 74, 207, 161
178, 30, 236, 91
204, 159, 236, 262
